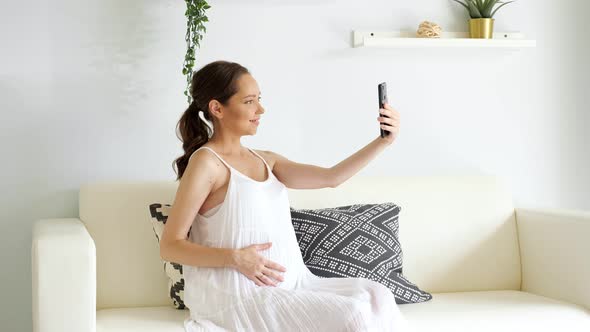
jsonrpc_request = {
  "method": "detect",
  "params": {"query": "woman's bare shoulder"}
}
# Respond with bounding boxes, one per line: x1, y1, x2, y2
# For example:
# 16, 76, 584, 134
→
186, 148, 222, 181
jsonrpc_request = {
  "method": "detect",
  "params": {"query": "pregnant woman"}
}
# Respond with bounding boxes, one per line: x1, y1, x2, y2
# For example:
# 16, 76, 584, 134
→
160, 60, 409, 331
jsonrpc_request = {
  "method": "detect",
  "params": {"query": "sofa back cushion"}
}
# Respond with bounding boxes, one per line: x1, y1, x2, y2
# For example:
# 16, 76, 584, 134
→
79, 175, 519, 309
287, 175, 521, 295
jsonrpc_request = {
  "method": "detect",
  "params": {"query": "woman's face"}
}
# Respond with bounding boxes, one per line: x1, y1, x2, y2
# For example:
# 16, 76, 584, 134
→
212, 73, 265, 135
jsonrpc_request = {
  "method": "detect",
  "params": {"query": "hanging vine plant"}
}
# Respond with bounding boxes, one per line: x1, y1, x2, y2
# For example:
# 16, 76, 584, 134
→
183, 0, 211, 104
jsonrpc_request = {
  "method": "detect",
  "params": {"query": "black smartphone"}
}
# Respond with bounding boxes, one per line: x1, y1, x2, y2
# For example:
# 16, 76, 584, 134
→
378, 82, 389, 138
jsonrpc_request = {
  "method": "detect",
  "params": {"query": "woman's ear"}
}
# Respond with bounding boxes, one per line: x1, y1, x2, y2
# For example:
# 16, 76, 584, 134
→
208, 100, 223, 120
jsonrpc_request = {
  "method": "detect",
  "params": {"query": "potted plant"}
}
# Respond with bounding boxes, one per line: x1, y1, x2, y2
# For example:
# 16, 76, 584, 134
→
182, 0, 211, 104
452, 0, 516, 39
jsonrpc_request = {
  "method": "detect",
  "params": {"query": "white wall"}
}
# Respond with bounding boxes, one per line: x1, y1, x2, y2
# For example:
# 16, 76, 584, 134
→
1, 0, 588, 330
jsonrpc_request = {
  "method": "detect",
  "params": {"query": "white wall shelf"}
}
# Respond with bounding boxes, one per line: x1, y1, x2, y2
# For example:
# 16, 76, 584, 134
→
352, 30, 536, 49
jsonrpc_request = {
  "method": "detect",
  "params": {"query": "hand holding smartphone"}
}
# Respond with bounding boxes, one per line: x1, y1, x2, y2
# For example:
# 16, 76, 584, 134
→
378, 82, 389, 138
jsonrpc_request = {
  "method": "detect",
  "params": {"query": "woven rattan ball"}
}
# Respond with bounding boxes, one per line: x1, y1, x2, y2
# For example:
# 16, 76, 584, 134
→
416, 21, 442, 38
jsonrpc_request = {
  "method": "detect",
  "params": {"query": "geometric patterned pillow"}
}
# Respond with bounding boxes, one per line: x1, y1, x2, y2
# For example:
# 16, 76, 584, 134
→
148, 203, 190, 310
290, 202, 432, 305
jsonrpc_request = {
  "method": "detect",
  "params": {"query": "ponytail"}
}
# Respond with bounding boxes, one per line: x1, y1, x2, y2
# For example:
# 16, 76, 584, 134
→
172, 102, 212, 181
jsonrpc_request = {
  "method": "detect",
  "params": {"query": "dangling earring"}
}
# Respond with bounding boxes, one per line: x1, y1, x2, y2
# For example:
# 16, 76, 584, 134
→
198, 110, 214, 135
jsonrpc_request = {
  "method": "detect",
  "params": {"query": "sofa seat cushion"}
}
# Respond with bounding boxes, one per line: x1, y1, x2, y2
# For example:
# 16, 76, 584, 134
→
97, 306, 189, 332
400, 290, 590, 332
95, 291, 589, 332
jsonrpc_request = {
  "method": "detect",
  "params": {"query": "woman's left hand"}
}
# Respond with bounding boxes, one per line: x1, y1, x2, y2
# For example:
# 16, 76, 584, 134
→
377, 103, 400, 145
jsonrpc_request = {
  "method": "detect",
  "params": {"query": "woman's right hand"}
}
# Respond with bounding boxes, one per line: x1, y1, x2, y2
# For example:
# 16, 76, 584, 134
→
232, 242, 287, 287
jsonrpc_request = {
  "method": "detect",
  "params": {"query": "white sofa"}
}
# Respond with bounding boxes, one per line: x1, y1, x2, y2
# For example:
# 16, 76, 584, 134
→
32, 175, 590, 332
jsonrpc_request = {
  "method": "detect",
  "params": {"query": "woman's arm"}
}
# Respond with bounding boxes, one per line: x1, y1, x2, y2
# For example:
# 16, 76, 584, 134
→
162, 239, 237, 268
160, 149, 236, 267
266, 137, 390, 190
329, 136, 392, 187
265, 102, 400, 189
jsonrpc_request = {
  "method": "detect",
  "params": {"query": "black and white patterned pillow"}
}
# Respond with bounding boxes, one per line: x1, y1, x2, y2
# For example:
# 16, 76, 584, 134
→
290, 203, 432, 304
148, 203, 189, 310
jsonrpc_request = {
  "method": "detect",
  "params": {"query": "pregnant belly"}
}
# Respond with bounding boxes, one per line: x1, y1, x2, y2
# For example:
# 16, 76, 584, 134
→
184, 261, 298, 318
185, 224, 305, 313
199, 226, 302, 288
184, 239, 301, 312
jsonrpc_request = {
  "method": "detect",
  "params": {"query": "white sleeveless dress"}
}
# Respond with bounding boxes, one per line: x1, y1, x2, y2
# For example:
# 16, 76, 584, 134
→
183, 146, 411, 332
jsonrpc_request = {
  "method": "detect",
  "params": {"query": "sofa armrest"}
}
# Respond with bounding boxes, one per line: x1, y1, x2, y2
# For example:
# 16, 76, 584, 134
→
32, 218, 96, 332
515, 208, 590, 310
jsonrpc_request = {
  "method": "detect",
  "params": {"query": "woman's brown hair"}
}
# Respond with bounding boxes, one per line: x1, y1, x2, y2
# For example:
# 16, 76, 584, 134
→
172, 60, 250, 180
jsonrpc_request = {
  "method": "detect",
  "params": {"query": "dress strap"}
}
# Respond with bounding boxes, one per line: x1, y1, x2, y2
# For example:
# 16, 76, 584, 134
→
247, 148, 272, 170
189, 146, 270, 173
190, 146, 233, 170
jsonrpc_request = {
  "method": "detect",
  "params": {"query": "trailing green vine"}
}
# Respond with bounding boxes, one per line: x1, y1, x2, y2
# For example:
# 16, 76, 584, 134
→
183, 0, 211, 104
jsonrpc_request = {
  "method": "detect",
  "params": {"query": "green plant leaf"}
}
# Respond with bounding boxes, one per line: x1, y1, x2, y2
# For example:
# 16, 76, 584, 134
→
467, 0, 483, 18
452, 0, 470, 11
481, 0, 497, 17
491, 0, 515, 17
